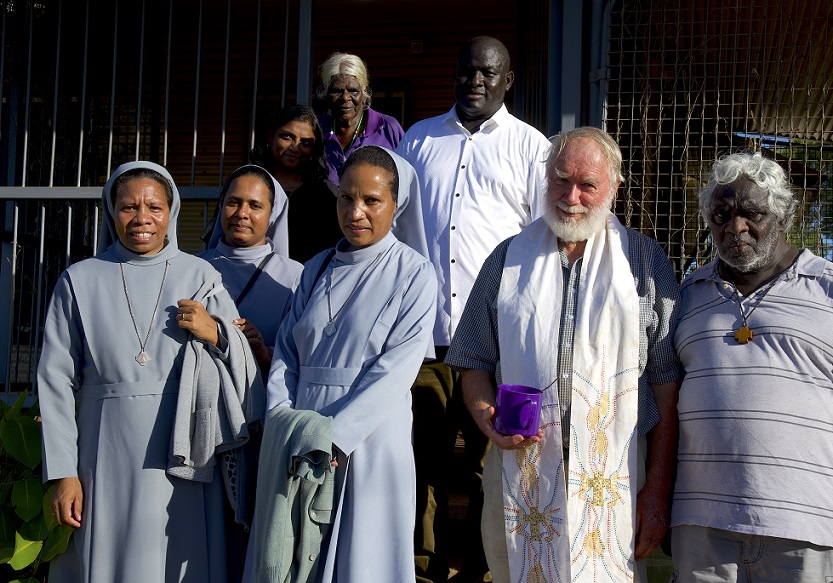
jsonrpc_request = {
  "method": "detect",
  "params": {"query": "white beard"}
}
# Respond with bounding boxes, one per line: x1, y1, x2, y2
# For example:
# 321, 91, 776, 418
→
543, 198, 612, 242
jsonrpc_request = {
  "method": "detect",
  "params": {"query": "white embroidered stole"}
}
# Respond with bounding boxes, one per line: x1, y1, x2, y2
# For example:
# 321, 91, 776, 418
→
497, 216, 639, 582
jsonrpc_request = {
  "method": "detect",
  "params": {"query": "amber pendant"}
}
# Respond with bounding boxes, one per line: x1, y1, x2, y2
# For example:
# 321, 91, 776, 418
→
734, 327, 753, 344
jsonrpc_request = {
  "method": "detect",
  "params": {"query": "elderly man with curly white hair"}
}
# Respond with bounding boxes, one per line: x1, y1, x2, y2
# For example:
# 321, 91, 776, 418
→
671, 151, 833, 581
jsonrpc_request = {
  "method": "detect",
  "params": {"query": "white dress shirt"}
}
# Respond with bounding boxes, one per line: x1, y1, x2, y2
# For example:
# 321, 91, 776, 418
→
397, 104, 551, 346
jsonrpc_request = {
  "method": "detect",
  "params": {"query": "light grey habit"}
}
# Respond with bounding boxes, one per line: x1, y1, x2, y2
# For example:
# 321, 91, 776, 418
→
263, 226, 437, 582
199, 165, 303, 349
38, 161, 259, 583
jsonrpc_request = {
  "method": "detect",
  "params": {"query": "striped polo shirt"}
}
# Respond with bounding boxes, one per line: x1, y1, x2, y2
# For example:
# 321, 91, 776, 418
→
672, 249, 833, 547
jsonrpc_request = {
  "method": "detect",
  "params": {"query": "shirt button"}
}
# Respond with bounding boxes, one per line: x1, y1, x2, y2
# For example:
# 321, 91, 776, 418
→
562, 373, 569, 379
565, 342, 572, 349
451, 225, 456, 230
451, 259, 456, 264
461, 165, 466, 169
309, 554, 317, 561
452, 293, 457, 298
455, 193, 461, 197
567, 314, 574, 320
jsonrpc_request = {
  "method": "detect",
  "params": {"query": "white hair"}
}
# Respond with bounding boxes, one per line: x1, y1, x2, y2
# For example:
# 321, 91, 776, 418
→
699, 151, 797, 230
546, 126, 625, 188
316, 52, 372, 106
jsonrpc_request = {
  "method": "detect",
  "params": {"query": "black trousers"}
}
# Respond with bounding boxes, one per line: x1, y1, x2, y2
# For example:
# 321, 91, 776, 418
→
412, 347, 490, 583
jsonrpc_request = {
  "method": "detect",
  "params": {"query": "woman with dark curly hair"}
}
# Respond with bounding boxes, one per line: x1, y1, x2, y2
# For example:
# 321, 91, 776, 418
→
251, 103, 342, 264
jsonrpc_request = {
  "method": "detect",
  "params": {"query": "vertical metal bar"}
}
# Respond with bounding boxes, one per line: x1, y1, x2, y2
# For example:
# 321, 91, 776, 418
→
281, 0, 290, 108
191, 0, 203, 186
0, 0, 7, 151
31, 205, 46, 393
20, 2, 34, 186
219, 0, 231, 181
698, 0, 712, 268
741, 0, 753, 139
65, 205, 72, 269
164, 0, 173, 167
728, 0, 739, 148
652, 2, 666, 237
249, 0, 262, 153
107, 0, 120, 177
296, 0, 312, 105
93, 205, 99, 256
135, 0, 146, 161
546, 0, 562, 136
588, 0, 602, 129
766, 1, 777, 141
3, 205, 18, 392
76, 0, 90, 187
560, 1, 582, 131
1, 6, 11, 388
49, 0, 63, 188
823, 2, 830, 259
597, 0, 614, 129
14, 237, 24, 386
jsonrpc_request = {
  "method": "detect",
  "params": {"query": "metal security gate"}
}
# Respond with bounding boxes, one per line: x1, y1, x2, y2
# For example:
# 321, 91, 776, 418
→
604, 0, 832, 278
0, 0, 311, 394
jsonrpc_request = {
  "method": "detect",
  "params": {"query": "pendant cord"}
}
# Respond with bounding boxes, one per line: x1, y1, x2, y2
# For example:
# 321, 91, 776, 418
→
725, 251, 800, 330
121, 260, 170, 354
730, 277, 778, 328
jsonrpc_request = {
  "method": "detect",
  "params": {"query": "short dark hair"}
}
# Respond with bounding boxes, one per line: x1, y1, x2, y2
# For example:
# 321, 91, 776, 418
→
111, 168, 174, 207
458, 36, 511, 71
340, 146, 399, 204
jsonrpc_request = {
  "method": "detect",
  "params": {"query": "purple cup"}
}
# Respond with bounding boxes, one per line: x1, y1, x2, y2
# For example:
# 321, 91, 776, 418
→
494, 384, 543, 437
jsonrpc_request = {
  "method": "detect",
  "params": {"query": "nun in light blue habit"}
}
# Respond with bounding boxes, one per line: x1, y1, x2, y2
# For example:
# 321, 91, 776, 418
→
199, 164, 304, 370
38, 161, 263, 583
254, 146, 436, 583
198, 164, 303, 582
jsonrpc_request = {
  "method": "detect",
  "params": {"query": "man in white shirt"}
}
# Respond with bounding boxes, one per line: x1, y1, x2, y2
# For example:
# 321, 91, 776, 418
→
396, 35, 551, 583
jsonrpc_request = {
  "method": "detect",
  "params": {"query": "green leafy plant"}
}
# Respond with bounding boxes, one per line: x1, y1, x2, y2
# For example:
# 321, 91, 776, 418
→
1, 392, 73, 582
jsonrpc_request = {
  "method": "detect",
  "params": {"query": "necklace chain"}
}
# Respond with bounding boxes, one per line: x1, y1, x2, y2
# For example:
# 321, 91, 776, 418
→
730, 277, 778, 327
282, 173, 302, 196
726, 274, 779, 344
721, 251, 799, 344
121, 260, 170, 364
334, 110, 365, 153
324, 246, 389, 336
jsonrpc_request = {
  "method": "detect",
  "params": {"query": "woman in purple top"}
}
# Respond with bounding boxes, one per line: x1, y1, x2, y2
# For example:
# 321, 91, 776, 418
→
316, 52, 405, 185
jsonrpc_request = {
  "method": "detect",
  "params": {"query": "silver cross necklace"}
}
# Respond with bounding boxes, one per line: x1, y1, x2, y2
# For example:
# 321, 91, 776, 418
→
120, 260, 170, 365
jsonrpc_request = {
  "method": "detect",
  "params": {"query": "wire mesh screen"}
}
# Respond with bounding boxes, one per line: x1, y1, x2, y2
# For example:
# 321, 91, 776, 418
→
605, 0, 832, 279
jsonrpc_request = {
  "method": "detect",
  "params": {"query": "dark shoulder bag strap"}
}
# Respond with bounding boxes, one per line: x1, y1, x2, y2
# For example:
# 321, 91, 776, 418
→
234, 252, 275, 307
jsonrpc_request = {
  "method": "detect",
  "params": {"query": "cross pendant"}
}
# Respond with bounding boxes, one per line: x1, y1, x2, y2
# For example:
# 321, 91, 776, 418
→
734, 326, 753, 344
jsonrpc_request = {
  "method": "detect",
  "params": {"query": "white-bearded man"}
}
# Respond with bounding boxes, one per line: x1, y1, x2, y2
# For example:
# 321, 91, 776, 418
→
445, 126, 682, 583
